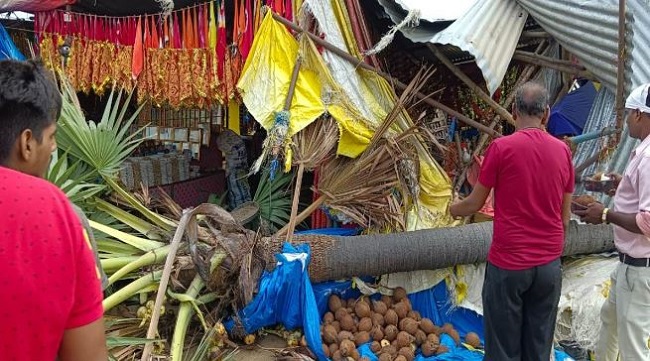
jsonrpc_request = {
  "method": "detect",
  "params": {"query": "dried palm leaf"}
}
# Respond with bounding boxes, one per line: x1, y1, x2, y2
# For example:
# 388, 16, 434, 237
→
285, 116, 339, 242
277, 67, 439, 233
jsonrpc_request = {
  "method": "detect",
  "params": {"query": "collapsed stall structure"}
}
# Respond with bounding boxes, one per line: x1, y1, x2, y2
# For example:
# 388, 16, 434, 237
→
0, 0, 648, 359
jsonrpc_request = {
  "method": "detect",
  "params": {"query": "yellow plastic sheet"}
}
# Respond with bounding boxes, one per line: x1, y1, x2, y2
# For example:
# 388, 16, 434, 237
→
239, 9, 453, 223
237, 11, 374, 158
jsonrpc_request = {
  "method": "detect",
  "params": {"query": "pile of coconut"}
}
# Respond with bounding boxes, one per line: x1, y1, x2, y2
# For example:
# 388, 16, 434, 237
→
319, 287, 481, 361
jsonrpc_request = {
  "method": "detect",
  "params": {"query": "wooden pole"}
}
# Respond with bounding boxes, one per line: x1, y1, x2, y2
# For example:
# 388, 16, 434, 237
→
427, 43, 515, 126
283, 57, 303, 243
614, 0, 627, 139
286, 163, 305, 243
513, 51, 595, 80
277, 196, 327, 236
270, 12, 501, 138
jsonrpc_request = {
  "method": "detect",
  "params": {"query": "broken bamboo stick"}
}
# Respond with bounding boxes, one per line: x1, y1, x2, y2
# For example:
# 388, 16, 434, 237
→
513, 51, 594, 80
270, 12, 501, 138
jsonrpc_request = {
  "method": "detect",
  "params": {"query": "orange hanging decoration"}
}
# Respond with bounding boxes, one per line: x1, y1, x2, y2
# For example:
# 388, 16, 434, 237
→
132, 16, 144, 80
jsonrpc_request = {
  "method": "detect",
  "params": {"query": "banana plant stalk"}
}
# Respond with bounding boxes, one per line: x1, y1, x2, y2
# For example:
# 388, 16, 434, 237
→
108, 245, 171, 285
103, 270, 163, 312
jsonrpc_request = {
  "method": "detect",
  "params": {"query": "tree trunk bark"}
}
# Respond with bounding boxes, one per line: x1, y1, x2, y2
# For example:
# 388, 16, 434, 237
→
264, 221, 614, 282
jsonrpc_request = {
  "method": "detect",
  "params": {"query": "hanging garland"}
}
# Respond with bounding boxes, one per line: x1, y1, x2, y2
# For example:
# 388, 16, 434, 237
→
35, 0, 292, 108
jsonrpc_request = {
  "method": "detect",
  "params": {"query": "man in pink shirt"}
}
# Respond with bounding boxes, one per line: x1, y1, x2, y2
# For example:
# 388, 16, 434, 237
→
451, 82, 574, 361
575, 83, 650, 360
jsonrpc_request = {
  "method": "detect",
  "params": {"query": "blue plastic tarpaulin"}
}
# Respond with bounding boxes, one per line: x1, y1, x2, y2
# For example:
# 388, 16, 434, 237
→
548, 81, 598, 137
225, 225, 575, 361
0, 23, 25, 61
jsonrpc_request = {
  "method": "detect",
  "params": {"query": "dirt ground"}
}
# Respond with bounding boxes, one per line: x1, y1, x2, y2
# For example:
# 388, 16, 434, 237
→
231, 334, 291, 361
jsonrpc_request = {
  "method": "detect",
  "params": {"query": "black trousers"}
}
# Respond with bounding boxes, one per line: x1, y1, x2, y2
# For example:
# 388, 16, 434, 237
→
482, 258, 562, 361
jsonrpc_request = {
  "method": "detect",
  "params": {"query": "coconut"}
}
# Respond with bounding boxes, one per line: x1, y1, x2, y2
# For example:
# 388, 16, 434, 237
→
322, 343, 331, 358
330, 343, 339, 355
396, 331, 414, 349
398, 318, 418, 335
370, 340, 382, 353
447, 329, 461, 345
414, 330, 427, 346
340, 314, 355, 332
378, 353, 393, 361
441, 323, 454, 334
335, 308, 348, 322
382, 345, 397, 357
338, 330, 354, 343
355, 301, 372, 318
329, 294, 343, 313
372, 312, 385, 327
384, 309, 398, 326
323, 325, 338, 344
347, 298, 356, 308
323, 312, 335, 324
574, 194, 596, 207
332, 350, 343, 361
392, 287, 407, 302
427, 333, 440, 346
393, 302, 408, 320
394, 356, 407, 361
332, 321, 341, 333
465, 332, 481, 348
381, 295, 393, 308
398, 346, 415, 361
421, 341, 437, 357
436, 345, 450, 355
340, 339, 356, 357
372, 300, 388, 315
358, 317, 373, 332
419, 318, 436, 334
359, 357, 371, 361
355, 331, 371, 346
349, 349, 361, 360
370, 325, 384, 341
407, 311, 421, 321
384, 324, 399, 341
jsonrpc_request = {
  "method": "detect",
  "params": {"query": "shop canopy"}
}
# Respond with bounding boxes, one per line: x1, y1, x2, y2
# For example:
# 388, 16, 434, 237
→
547, 81, 598, 138
0, 0, 208, 16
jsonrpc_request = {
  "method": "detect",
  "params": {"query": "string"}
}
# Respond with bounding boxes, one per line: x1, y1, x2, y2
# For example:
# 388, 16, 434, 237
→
42, 1, 214, 21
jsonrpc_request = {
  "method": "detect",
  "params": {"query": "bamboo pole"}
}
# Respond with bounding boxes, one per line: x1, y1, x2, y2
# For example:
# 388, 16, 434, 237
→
286, 163, 305, 243
270, 12, 501, 138
614, 0, 627, 141
520, 31, 550, 39
514, 50, 586, 70
427, 44, 515, 126
284, 57, 303, 243
513, 51, 595, 80
277, 196, 326, 236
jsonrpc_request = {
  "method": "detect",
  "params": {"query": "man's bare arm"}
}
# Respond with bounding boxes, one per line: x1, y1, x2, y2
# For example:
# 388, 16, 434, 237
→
59, 318, 107, 361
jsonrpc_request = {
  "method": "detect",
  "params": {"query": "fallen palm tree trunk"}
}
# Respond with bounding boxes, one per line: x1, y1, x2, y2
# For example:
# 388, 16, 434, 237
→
264, 221, 614, 283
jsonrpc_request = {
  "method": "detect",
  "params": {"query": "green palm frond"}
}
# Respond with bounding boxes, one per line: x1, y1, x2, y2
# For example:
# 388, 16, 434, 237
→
253, 168, 294, 233
56, 76, 146, 179
46, 150, 105, 204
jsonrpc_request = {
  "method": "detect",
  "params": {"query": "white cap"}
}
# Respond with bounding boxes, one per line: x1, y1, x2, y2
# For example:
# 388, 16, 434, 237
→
625, 83, 650, 114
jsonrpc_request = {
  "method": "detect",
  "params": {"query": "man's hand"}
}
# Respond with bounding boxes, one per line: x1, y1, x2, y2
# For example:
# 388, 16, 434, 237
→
606, 173, 622, 197
573, 202, 606, 224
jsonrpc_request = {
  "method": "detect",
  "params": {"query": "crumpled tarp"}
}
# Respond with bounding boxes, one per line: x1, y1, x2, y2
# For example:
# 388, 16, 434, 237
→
0, 22, 25, 61
237, 10, 374, 159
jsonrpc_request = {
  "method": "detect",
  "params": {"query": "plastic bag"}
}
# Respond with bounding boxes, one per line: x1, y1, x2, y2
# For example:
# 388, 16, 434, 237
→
224, 242, 327, 360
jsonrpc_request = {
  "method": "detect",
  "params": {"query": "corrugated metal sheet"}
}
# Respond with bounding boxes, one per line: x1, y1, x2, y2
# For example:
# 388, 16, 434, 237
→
376, 0, 527, 96
516, 0, 633, 94
545, 0, 650, 204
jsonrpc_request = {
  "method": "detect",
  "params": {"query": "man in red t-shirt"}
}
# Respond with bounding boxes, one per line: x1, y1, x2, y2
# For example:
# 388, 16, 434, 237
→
451, 82, 574, 361
0, 59, 107, 360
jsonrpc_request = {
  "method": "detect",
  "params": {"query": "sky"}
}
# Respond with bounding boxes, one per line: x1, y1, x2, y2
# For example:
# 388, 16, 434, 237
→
393, 0, 478, 21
